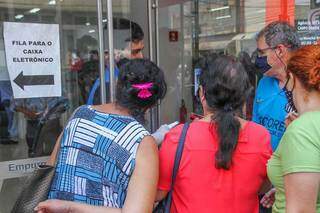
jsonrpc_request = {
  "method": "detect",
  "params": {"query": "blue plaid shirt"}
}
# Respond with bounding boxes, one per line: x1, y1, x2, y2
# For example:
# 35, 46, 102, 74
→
49, 105, 149, 207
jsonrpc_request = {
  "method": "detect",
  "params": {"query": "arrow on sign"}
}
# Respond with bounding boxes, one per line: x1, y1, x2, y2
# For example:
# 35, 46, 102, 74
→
13, 71, 54, 90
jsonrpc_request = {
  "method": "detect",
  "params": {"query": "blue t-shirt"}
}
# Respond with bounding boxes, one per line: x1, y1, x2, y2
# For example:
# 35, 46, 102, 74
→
87, 67, 119, 105
252, 76, 289, 151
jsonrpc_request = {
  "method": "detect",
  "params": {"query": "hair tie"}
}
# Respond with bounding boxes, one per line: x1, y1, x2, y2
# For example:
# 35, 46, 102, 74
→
132, 82, 153, 99
223, 105, 233, 113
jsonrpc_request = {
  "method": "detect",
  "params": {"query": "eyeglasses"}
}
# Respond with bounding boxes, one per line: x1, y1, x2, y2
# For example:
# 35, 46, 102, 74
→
256, 46, 277, 56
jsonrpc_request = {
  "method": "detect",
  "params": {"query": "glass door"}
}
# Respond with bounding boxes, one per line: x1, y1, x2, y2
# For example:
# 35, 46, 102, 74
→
0, 1, 103, 211
155, 0, 256, 124
156, 0, 196, 125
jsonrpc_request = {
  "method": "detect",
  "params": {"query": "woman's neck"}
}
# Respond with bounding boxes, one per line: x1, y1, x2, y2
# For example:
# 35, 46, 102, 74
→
201, 108, 248, 128
92, 102, 131, 116
298, 92, 320, 114
276, 71, 288, 88
201, 109, 214, 121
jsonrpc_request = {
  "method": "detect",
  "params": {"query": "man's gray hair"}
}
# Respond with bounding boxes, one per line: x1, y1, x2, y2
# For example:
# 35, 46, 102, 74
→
257, 21, 301, 50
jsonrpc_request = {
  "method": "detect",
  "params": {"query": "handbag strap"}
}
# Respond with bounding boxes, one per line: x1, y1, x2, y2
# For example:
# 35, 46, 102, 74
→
53, 134, 62, 167
170, 122, 190, 187
164, 122, 190, 212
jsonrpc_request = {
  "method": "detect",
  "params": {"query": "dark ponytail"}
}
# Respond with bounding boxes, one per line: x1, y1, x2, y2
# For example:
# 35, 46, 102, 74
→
200, 56, 252, 170
213, 110, 240, 169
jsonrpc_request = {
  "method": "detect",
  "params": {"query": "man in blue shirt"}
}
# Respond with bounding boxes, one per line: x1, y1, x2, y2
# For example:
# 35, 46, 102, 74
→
86, 60, 120, 105
253, 21, 300, 151
87, 21, 144, 105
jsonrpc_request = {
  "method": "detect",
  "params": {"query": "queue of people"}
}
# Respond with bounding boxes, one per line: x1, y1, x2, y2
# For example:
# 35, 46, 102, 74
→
19, 21, 319, 213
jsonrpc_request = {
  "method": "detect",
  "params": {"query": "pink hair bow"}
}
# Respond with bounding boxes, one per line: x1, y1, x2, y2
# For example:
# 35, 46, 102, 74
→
132, 82, 153, 99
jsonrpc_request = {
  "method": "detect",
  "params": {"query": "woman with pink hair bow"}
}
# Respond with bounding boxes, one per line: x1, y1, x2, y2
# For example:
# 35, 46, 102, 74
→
35, 59, 167, 213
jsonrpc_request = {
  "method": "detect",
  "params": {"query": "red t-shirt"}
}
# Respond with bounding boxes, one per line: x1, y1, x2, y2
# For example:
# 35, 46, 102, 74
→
158, 121, 272, 213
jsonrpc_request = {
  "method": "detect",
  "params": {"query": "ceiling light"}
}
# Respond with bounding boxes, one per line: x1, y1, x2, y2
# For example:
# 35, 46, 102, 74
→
89, 29, 95, 33
216, 15, 231, 20
102, 19, 107, 23
256, 9, 266, 13
86, 22, 91, 26
48, 0, 56, 5
210, 6, 229, 12
29, 8, 40, 13
15, 14, 24, 19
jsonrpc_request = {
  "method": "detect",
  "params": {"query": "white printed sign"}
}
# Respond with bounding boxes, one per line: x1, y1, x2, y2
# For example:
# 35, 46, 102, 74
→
0, 156, 49, 181
3, 22, 61, 98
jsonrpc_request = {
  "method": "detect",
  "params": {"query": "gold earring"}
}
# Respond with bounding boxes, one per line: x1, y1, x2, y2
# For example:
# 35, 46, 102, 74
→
303, 93, 309, 102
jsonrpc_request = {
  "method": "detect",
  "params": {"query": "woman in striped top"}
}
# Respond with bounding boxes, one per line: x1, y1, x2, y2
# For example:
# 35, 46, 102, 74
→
36, 59, 167, 213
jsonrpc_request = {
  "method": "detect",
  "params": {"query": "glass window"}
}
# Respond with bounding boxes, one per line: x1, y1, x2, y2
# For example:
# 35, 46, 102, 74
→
158, 0, 320, 124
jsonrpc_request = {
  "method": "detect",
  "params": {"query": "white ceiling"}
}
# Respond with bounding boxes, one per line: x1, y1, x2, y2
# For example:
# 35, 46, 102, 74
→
0, 0, 129, 12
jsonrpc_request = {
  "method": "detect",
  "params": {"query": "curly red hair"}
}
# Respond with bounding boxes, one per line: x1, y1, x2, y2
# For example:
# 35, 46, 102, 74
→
288, 44, 320, 91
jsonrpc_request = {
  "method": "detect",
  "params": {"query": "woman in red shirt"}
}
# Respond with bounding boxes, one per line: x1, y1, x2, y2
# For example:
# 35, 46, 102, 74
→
156, 56, 272, 213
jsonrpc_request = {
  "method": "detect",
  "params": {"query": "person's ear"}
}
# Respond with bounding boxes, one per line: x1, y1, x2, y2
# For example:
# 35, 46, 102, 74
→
276, 44, 287, 58
199, 86, 205, 103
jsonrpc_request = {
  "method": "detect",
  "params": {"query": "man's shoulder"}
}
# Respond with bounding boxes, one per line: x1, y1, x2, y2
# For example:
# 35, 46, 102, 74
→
257, 76, 277, 86
256, 76, 278, 93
